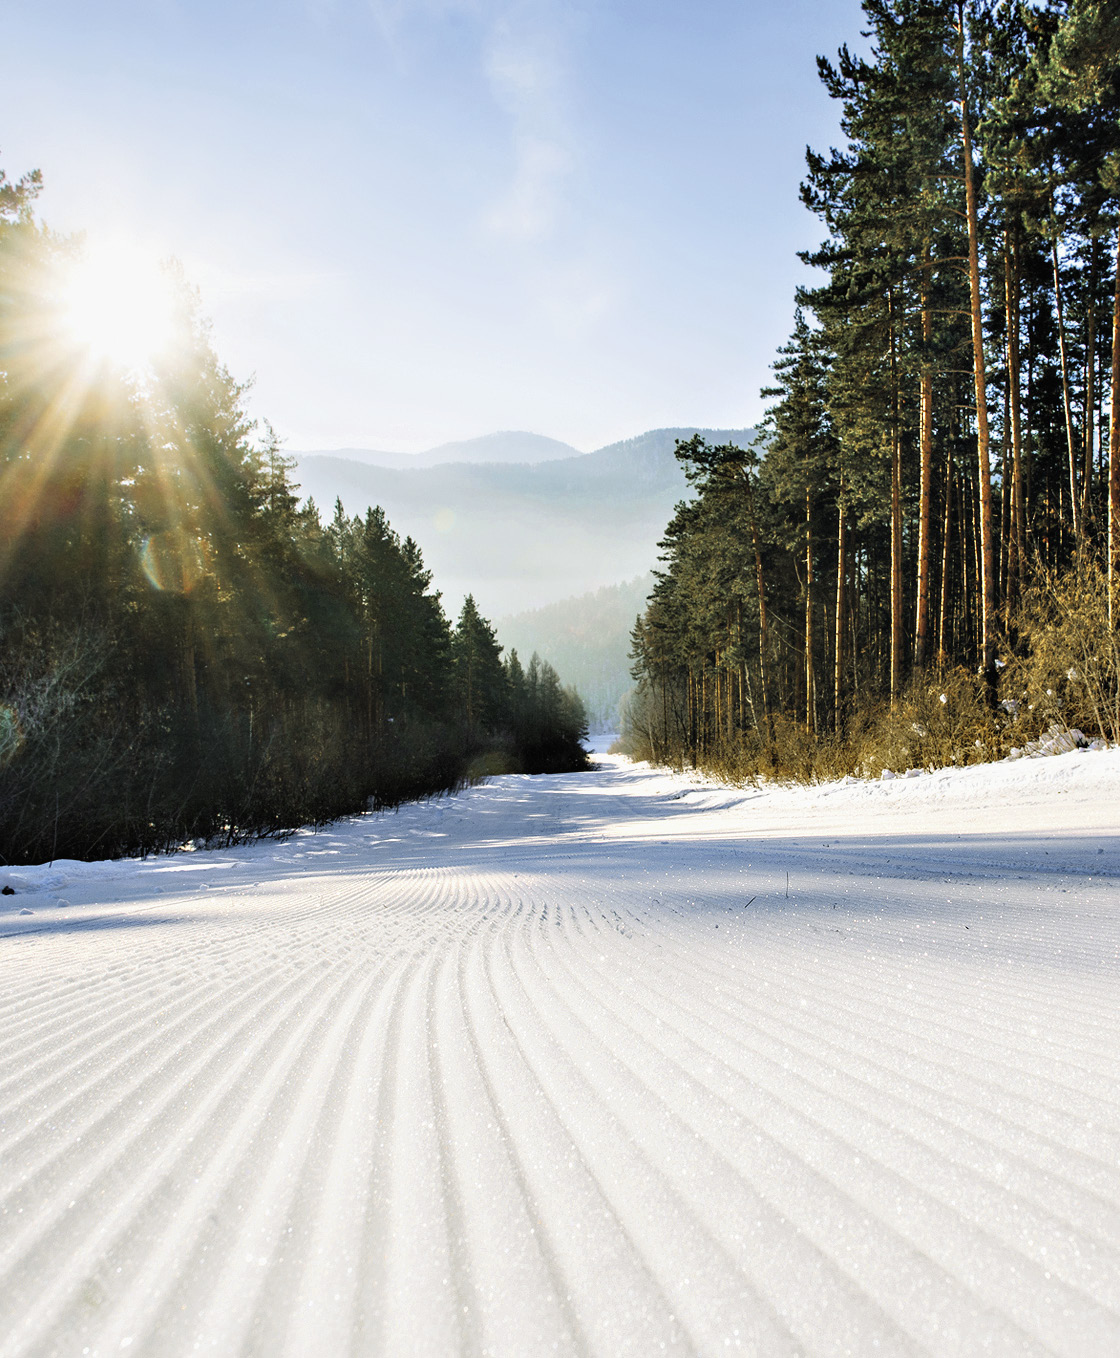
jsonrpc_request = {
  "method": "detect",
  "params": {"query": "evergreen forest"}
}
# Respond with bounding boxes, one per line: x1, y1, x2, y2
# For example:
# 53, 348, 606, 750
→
0, 171, 587, 864
625, 0, 1120, 778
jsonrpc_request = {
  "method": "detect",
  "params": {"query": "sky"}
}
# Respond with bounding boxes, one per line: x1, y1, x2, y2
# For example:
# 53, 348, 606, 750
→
2, 0, 867, 455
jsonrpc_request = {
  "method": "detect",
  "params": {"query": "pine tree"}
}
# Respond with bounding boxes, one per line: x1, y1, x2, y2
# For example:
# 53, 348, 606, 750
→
453, 595, 507, 741
1040, 0, 1120, 615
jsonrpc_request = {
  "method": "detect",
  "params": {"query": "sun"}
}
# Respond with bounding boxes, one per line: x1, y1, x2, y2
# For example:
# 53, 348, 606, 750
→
57, 242, 177, 371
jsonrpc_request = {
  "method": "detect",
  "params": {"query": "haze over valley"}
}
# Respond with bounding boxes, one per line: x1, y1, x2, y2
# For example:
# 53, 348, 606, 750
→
291, 427, 753, 620
290, 427, 751, 726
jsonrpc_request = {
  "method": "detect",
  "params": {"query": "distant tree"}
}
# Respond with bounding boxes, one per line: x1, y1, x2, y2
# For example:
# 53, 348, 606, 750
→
453, 595, 507, 740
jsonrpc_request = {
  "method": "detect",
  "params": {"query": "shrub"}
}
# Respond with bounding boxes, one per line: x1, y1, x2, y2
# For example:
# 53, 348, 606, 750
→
1011, 556, 1120, 745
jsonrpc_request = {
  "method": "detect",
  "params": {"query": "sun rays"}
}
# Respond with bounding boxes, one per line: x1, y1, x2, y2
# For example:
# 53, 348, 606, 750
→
0, 233, 235, 606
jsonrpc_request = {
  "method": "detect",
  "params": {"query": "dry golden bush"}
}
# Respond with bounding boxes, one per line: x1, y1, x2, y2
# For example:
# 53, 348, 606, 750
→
1010, 557, 1120, 745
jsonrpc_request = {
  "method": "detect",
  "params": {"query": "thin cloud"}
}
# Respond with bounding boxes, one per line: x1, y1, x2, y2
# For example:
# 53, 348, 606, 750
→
483, 4, 577, 242
486, 133, 572, 241
364, 0, 579, 242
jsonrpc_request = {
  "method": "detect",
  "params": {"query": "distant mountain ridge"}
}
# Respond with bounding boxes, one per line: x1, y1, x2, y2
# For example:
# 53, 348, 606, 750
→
293, 430, 582, 470
290, 426, 754, 620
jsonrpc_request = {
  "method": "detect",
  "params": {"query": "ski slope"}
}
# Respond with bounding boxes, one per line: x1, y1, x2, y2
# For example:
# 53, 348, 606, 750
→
2, 748, 1120, 1356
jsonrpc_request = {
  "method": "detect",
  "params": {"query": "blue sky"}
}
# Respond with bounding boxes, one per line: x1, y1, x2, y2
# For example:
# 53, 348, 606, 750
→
2, 0, 866, 453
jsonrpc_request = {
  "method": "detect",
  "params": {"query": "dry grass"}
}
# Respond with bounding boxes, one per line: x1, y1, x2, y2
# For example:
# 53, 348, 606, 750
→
617, 559, 1117, 785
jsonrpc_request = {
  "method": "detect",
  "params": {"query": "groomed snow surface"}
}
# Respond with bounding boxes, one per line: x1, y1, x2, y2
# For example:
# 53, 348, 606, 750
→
2, 745, 1120, 1356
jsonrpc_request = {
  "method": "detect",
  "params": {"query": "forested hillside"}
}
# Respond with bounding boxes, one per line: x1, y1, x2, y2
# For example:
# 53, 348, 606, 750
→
0, 171, 587, 864
498, 574, 654, 730
626, 0, 1120, 778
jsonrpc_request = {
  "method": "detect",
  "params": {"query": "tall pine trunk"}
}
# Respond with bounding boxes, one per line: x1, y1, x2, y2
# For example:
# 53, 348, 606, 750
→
1083, 236, 1099, 528
957, 3, 996, 692
1050, 212, 1082, 539
915, 248, 934, 670
1005, 225, 1026, 610
745, 474, 774, 742
835, 483, 847, 733
938, 442, 954, 670
889, 288, 904, 704
1110, 224, 1120, 624
805, 479, 815, 736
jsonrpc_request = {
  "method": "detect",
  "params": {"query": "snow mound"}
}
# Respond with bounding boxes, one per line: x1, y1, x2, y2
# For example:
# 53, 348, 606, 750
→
1008, 722, 1106, 759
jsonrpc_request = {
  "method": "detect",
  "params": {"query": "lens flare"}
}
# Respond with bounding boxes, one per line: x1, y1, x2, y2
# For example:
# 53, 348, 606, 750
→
140, 530, 208, 594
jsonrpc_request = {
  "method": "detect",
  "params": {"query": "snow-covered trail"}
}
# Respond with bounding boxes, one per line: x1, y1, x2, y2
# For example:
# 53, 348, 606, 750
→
2, 752, 1120, 1357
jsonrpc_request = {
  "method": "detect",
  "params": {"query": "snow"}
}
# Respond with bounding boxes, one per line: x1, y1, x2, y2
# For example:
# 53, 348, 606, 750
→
2, 747, 1120, 1355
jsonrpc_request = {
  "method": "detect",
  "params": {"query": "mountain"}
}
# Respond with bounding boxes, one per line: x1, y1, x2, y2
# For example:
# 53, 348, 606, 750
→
496, 574, 655, 731
291, 426, 753, 620
416, 431, 582, 466
293, 430, 582, 471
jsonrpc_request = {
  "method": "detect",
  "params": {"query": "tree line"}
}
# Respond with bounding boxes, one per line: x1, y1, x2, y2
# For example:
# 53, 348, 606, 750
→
0, 168, 587, 863
626, 0, 1120, 774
